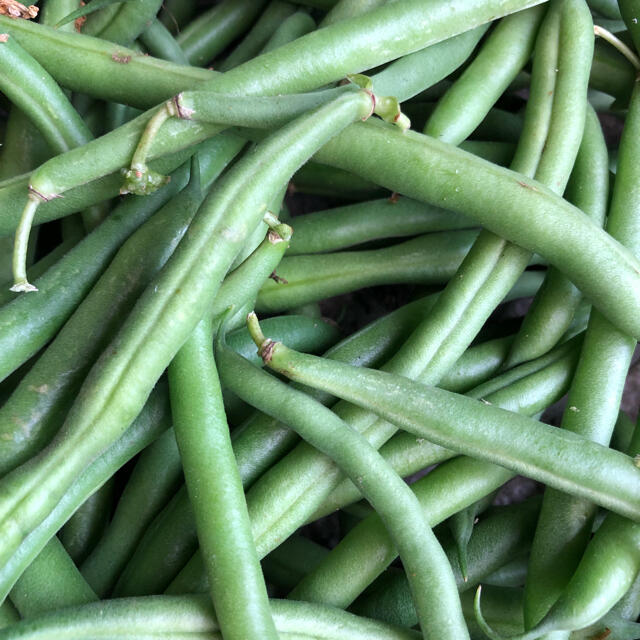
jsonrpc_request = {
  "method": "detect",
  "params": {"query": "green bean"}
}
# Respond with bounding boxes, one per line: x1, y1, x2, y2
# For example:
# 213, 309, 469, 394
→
505, 105, 607, 368
253, 332, 640, 520
476, 425, 640, 640
80, 429, 182, 597
58, 479, 115, 565
170, 326, 578, 598
0, 91, 378, 591
225, 315, 341, 368
320, 0, 386, 26
448, 492, 498, 582
619, 0, 640, 53
220, 323, 471, 639
9, 538, 96, 618
0, 384, 171, 606
169, 318, 279, 640
261, 10, 316, 53
177, 0, 268, 66
99, 0, 163, 46
522, 82, 639, 633
0, 153, 196, 384
424, 5, 545, 146
352, 497, 541, 628
256, 230, 479, 313
158, 0, 197, 33
81, 3, 121, 37
218, 1, 297, 71
0, 602, 17, 629
291, 162, 383, 199
587, 0, 622, 18
287, 197, 473, 255
94, 272, 539, 596
590, 39, 636, 104
0, 33, 91, 156
0, 596, 421, 640
139, 19, 188, 65
262, 535, 328, 590
484, 557, 530, 589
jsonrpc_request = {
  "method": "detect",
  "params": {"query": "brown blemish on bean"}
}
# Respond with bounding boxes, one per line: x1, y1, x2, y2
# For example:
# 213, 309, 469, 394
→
111, 53, 132, 64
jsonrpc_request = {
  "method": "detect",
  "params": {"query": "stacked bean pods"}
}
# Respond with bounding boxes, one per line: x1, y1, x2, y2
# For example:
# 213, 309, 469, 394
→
0, 0, 639, 638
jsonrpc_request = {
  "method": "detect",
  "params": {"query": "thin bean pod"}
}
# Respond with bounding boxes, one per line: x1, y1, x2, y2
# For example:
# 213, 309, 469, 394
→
217, 325, 470, 640
287, 197, 473, 255
256, 230, 479, 313
9, 538, 96, 618
425, 5, 545, 145
218, 1, 297, 71
80, 429, 183, 597
169, 318, 279, 640
177, 0, 268, 66
0, 385, 171, 606
170, 325, 578, 595
260, 10, 316, 53
252, 329, 640, 520
139, 19, 189, 65
476, 425, 640, 640
99, 0, 164, 46
352, 497, 541, 628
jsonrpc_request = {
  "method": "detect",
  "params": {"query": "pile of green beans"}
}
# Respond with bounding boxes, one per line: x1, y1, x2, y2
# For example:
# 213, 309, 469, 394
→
1, 1, 640, 639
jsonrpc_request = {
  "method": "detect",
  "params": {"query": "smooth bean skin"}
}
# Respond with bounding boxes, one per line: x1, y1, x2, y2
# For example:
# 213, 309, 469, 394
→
0, 596, 421, 640
314, 119, 640, 340
0, 0, 541, 109
219, 1, 297, 71
0, 35, 91, 155
288, 196, 473, 255
218, 330, 470, 639
170, 319, 279, 640
98, 0, 164, 46
505, 103, 608, 368
619, 0, 640, 52
0, 385, 171, 606
261, 10, 316, 53
177, 0, 268, 66
261, 341, 640, 520
352, 497, 541, 628
80, 429, 182, 597
425, 5, 545, 145
140, 19, 189, 65
256, 230, 479, 312
9, 538, 96, 618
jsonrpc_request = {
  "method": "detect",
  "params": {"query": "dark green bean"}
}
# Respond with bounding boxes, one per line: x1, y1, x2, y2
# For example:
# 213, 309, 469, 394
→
352, 497, 541, 628
158, 0, 197, 33
218, 1, 297, 71
261, 10, 316, 53
176, 0, 268, 66
80, 429, 182, 597
58, 479, 115, 565
139, 19, 188, 65
99, 0, 163, 46
619, 0, 640, 53
262, 535, 328, 591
